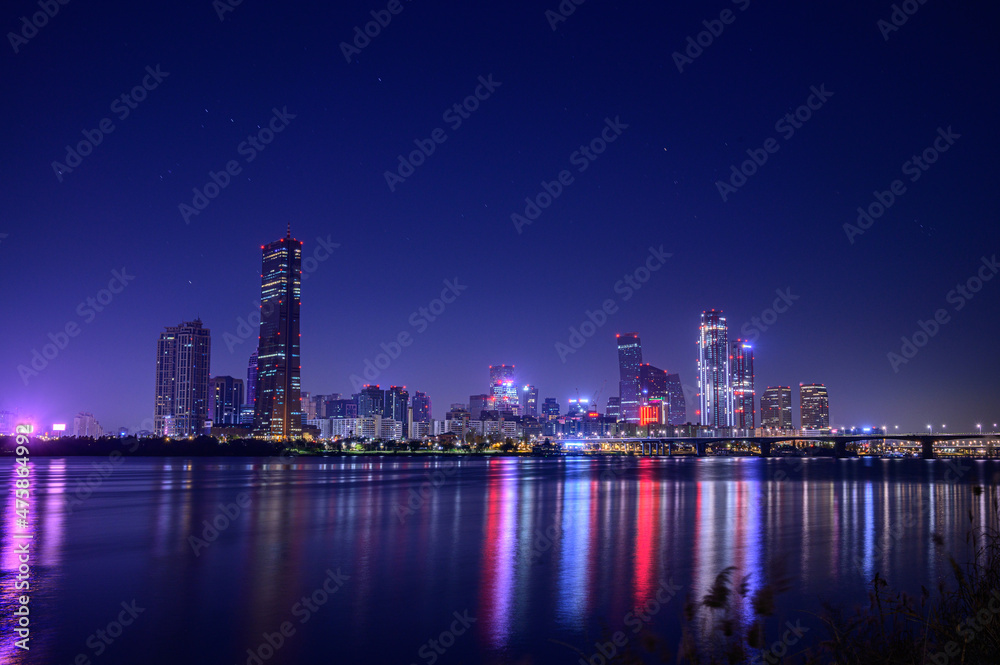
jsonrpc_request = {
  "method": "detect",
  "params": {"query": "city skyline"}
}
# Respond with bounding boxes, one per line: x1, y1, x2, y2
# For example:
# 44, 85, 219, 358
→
3, 4, 997, 433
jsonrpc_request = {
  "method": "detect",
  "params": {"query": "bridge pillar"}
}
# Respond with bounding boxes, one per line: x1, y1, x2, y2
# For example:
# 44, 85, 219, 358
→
696, 441, 707, 457
922, 438, 935, 460
666, 441, 672, 456
834, 439, 848, 458
759, 441, 771, 458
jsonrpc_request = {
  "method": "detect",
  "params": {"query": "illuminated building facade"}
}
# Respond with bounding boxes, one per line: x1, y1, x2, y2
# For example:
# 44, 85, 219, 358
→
522, 385, 539, 418
154, 319, 211, 437
542, 398, 560, 420
698, 310, 730, 428
760, 386, 792, 430
639, 404, 661, 427
253, 228, 303, 439
800, 383, 830, 431
640, 363, 668, 422
616, 332, 643, 424
489, 364, 519, 415
730, 341, 755, 429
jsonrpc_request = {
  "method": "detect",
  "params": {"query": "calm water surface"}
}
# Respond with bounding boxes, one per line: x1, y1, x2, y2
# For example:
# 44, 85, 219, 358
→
2, 456, 998, 664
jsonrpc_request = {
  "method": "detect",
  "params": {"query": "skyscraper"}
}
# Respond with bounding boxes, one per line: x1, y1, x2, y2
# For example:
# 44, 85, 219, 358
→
640, 363, 668, 403
253, 228, 303, 439
411, 391, 432, 422
542, 398, 560, 420
469, 394, 491, 419
698, 310, 730, 428
489, 364, 519, 415
605, 396, 621, 420
665, 373, 686, 425
384, 386, 409, 436
760, 386, 792, 430
730, 340, 755, 429
209, 376, 244, 426
616, 333, 643, 424
800, 384, 830, 431
154, 319, 211, 437
241, 350, 258, 425
522, 385, 539, 418
246, 351, 258, 405
358, 385, 385, 418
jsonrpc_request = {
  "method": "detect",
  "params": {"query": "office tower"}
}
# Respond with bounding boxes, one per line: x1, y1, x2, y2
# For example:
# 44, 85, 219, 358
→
730, 341, 755, 429
411, 391, 432, 422
542, 398, 560, 420
489, 364, 519, 415
605, 396, 621, 420
73, 412, 103, 438
566, 399, 591, 418
665, 373, 686, 425
800, 384, 830, 431
760, 386, 792, 430
384, 386, 409, 436
522, 385, 539, 418
469, 394, 491, 419
154, 319, 211, 437
209, 376, 244, 426
640, 363, 668, 404
698, 310, 730, 428
616, 333, 643, 424
358, 385, 385, 418
328, 398, 358, 419
253, 228, 303, 439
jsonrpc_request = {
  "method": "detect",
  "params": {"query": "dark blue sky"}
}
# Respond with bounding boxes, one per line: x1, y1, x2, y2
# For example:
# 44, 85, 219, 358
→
2, 0, 998, 431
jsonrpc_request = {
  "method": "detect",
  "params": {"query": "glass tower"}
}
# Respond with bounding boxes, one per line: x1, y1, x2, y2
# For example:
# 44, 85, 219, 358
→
253, 228, 303, 439
730, 340, 755, 429
698, 310, 730, 428
616, 333, 643, 424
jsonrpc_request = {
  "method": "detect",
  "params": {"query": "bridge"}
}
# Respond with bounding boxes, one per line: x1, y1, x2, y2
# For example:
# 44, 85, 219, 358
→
558, 433, 1000, 459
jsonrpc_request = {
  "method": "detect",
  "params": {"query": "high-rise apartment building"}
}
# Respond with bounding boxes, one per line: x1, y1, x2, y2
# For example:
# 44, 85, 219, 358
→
730, 341, 755, 429
760, 386, 792, 430
411, 391, 432, 422
209, 376, 244, 426
698, 310, 730, 428
616, 333, 643, 424
73, 412, 103, 438
154, 319, 211, 437
253, 228, 303, 439
384, 386, 409, 437
800, 384, 830, 431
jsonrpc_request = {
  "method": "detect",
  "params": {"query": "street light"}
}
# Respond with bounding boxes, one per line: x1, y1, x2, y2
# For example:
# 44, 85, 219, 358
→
927, 425, 932, 434
978, 424, 982, 436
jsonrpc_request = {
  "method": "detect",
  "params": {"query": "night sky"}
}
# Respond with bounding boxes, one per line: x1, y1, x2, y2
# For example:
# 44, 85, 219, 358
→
2, 0, 998, 432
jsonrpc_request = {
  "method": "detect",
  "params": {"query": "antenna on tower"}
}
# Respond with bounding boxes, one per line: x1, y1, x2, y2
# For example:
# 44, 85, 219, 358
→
286, 224, 291, 239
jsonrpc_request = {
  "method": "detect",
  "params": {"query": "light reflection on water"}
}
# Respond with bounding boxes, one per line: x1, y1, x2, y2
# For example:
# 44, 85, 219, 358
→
0, 455, 996, 664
